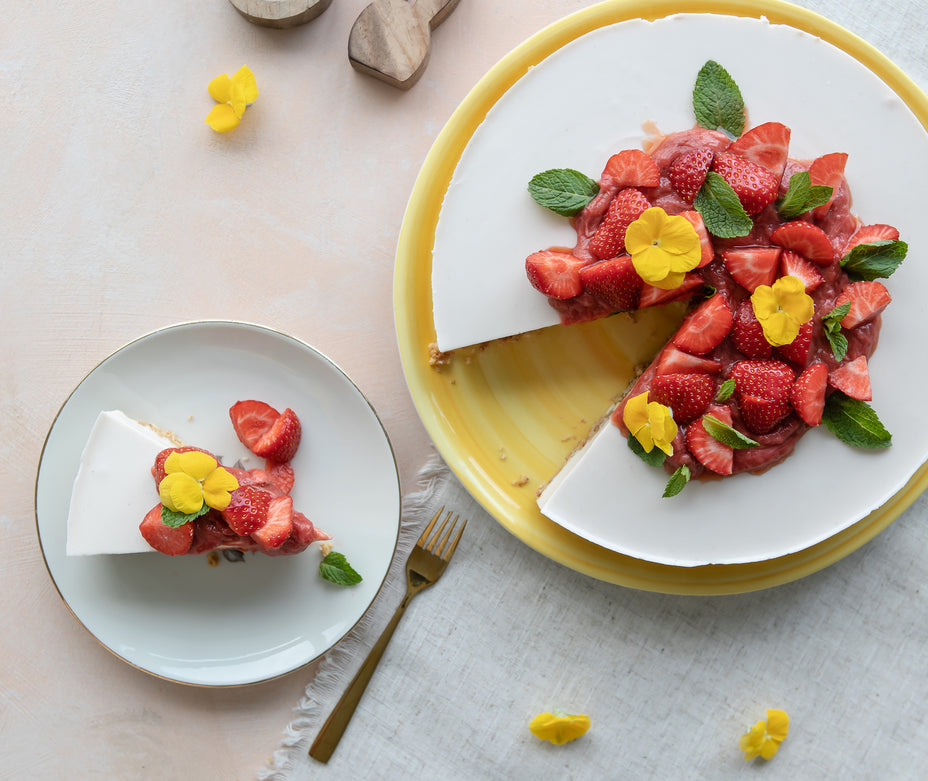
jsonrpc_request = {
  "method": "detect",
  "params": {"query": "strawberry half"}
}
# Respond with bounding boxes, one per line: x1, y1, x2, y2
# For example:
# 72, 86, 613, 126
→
655, 346, 722, 376
139, 504, 194, 556
770, 220, 835, 265
638, 273, 704, 308
829, 355, 872, 400
600, 149, 661, 189
671, 293, 733, 356
721, 246, 780, 292
730, 300, 772, 359
525, 250, 585, 300
776, 320, 813, 366
834, 281, 892, 328
739, 393, 793, 434
685, 404, 734, 475
680, 210, 715, 267
809, 152, 848, 219
221, 484, 273, 535
230, 400, 280, 451
579, 255, 643, 311
251, 495, 294, 549
710, 151, 779, 214
650, 372, 714, 424
843, 223, 900, 254
668, 148, 713, 203
589, 188, 651, 260
727, 121, 791, 180
730, 359, 795, 405
264, 459, 295, 495
780, 250, 824, 292
790, 363, 828, 425
252, 407, 302, 463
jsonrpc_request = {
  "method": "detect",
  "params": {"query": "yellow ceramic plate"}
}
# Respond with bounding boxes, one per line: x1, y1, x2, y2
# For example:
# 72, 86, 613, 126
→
395, 0, 928, 594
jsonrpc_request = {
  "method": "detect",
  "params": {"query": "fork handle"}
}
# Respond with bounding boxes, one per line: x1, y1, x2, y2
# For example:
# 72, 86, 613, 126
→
309, 596, 410, 763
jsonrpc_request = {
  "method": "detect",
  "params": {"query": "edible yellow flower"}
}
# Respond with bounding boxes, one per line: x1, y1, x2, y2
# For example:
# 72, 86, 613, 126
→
529, 710, 591, 745
158, 450, 239, 514
751, 275, 814, 347
739, 709, 790, 761
622, 391, 677, 457
625, 207, 702, 289
205, 65, 258, 132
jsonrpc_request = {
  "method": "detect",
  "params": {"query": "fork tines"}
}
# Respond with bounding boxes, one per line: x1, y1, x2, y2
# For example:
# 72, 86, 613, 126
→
420, 506, 466, 560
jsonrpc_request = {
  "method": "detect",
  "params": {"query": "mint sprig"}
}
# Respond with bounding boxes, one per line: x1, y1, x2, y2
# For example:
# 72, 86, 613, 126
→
821, 392, 892, 448
694, 171, 753, 238
627, 433, 666, 467
528, 168, 600, 217
320, 552, 363, 586
663, 465, 691, 498
777, 170, 833, 220
840, 240, 907, 281
693, 60, 745, 137
821, 302, 851, 362
702, 415, 759, 449
161, 503, 210, 529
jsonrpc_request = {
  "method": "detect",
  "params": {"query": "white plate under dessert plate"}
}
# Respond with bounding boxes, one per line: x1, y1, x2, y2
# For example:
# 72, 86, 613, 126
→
35, 321, 400, 686
395, 0, 928, 592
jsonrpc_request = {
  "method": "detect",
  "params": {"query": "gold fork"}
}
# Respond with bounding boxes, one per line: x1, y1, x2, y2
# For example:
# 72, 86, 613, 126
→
309, 507, 467, 763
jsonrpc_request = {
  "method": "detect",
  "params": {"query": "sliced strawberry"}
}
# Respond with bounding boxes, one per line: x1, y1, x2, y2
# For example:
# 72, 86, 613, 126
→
739, 393, 793, 434
780, 250, 824, 292
809, 152, 848, 219
680, 210, 714, 267
776, 320, 813, 366
589, 188, 651, 260
828, 355, 872, 400
264, 459, 295, 495
600, 149, 661, 189
650, 372, 714, 424
579, 255, 642, 311
525, 250, 585, 299
221, 484, 273, 535
251, 495, 294, 549
843, 223, 900, 254
834, 281, 892, 328
671, 293, 733, 356
139, 504, 194, 556
252, 407, 302, 462
668, 148, 713, 203
655, 346, 722, 375
730, 359, 795, 405
730, 299, 771, 359
230, 400, 280, 451
721, 246, 780, 292
727, 121, 791, 180
152, 446, 216, 486
711, 151, 779, 214
770, 220, 835, 265
638, 273, 704, 308
685, 404, 734, 475
790, 363, 828, 425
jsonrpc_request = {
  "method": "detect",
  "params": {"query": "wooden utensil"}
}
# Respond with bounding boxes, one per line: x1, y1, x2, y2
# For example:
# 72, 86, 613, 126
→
228, 0, 333, 28
348, 0, 461, 89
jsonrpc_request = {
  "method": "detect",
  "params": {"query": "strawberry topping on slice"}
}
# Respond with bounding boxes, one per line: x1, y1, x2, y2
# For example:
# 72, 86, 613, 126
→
834, 281, 892, 328
251, 495, 294, 550
685, 404, 734, 475
139, 504, 194, 556
589, 188, 651, 260
579, 255, 643, 312
721, 246, 780, 293
671, 293, 733, 356
668, 148, 714, 203
638, 273, 705, 308
730, 300, 772, 359
770, 220, 835, 265
710, 151, 780, 214
152, 446, 216, 486
221, 484, 273, 535
650, 372, 714, 424
264, 460, 295, 495
525, 250, 585, 300
727, 121, 792, 180
790, 363, 828, 425
230, 400, 280, 451
655, 346, 722, 376
252, 407, 302, 463
829, 355, 872, 400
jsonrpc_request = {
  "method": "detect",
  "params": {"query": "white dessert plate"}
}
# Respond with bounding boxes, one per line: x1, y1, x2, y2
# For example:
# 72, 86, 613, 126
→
395, 1, 928, 589
35, 321, 400, 686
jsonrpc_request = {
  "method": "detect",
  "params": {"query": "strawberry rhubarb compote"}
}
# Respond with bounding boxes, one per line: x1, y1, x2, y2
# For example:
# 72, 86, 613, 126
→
525, 61, 903, 495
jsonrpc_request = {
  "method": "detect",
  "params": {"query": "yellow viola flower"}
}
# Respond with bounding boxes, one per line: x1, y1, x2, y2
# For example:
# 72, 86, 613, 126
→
205, 65, 258, 132
529, 710, 591, 745
739, 709, 790, 761
751, 275, 814, 347
158, 450, 239, 514
625, 207, 702, 290
623, 391, 677, 457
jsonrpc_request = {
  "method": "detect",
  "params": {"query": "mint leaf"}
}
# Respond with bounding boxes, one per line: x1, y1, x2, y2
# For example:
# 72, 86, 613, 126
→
840, 240, 907, 281
320, 552, 363, 586
692, 60, 745, 137
627, 433, 666, 468
821, 392, 892, 448
702, 414, 758, 449
821, 302, 851, 362
776, 171, 833, 220
716, 379, 736, 403
528, 168, 600, 217
694, 171, 753, 238
663, 465, 691, 498
161, 503, 209, 529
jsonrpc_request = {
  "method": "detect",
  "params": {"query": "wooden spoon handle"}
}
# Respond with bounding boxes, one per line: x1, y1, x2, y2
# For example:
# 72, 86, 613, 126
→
228, 0, 333, 28
348, 0, 462, 89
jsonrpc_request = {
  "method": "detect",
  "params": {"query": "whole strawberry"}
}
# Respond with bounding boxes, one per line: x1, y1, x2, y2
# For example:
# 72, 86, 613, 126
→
668, 148, 714, 203
711, 152, 779, 214
589, 188, 651, 260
